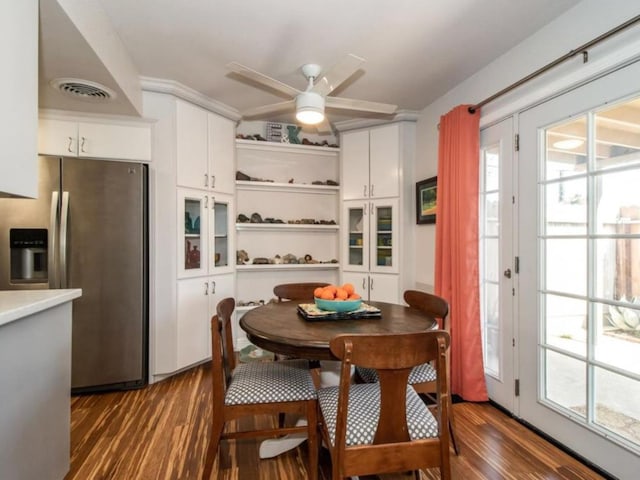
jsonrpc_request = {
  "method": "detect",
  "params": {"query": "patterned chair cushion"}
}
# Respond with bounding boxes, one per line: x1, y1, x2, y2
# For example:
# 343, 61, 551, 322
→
317, 383, 438, 447
356, 362, 437, 385
225, 359, 317, 405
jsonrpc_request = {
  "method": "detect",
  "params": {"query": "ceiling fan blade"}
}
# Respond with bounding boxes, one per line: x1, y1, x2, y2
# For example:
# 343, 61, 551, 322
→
241, 99, 295, 118
315, 117, 333, 135
326, 96, 397, 115
311, 54, 364, 97
226, 61, 301, 98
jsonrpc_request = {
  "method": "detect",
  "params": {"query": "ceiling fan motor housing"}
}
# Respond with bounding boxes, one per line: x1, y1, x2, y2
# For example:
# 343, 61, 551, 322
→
296, 92, 325, 124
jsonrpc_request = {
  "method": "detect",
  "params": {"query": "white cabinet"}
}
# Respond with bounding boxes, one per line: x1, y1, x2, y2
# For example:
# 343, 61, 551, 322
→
340, 121, 415, 304
176, 100, 236, 193
342, 123, 401, 200
178, 188, 234, 279
343, 198, 399, 274
38, 118, 152, 161
0, 0, 37, 197
342, 272, 400, 304
176, 273, 234, 369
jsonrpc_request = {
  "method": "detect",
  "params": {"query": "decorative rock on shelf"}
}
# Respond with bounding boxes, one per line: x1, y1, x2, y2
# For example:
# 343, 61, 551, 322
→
250, 212, 263, 223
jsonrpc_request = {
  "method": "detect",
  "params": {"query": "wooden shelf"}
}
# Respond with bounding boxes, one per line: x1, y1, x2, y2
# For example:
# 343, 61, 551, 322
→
236, 263, 340, 272
236, 223, 338, 232
236, 180, 339, 194
236, 138, 339, 156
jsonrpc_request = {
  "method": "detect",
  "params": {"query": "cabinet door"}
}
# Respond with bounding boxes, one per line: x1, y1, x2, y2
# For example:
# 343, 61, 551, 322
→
343, 200, 370, 272
78, 122, 151, 161
208, 113, 235, 194
209, 193, 234, 274
341, 272, 370, 301
178, 188, 208, 278
176, 277, 210, 369
370, 198, 399, 274
176, 100, 208, 189
341, 129, 370, 200
368, 273, 400, 304
38, 119, 78, 156
369, 124, 400, 199
207, 273, 235, 353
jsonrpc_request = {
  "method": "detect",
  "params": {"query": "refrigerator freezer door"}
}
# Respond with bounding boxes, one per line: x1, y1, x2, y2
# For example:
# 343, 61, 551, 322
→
62, 158, 147, 390
0, 157, 60, 290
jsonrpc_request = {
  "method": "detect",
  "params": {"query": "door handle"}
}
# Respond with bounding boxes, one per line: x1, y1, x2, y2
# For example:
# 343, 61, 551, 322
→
49, 191, 60, 288
60, 192, 70, 288
504, 268, 512, 279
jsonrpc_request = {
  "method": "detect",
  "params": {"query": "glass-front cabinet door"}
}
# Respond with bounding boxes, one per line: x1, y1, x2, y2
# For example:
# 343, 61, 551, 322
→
343, 200, 370, 272
370, 198, 398, 273
208, 193, 234, 274
342, 198, 398, 274
178, 188, 208, 278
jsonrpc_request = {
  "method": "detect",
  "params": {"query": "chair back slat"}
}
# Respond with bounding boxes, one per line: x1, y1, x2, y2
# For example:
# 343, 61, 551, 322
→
404, 290, 449, 331
210, 297, 235, 409
273, 282, 330, 302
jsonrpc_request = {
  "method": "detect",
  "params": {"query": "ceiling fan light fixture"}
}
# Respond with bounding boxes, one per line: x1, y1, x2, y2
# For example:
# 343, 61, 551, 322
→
296, 92, 325, 125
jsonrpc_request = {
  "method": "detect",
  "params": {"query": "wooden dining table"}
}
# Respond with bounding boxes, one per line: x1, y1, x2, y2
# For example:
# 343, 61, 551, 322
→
239, 300, 438, 361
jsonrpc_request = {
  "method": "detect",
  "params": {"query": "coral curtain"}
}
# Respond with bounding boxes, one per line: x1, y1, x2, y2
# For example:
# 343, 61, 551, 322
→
435, 104, 488, 401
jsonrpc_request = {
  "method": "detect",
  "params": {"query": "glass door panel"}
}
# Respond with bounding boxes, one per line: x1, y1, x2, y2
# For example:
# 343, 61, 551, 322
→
178, 188, 207, 278
370, 198, 398, 273
344, 201, 369, 271
213, 198, 228, 270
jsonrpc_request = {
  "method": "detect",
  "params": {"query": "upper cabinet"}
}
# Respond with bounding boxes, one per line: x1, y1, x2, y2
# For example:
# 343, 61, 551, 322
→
176, 100, 235, 194
342, 123, 401, 200
38, 118, 152, 161
0, 0, 38, 197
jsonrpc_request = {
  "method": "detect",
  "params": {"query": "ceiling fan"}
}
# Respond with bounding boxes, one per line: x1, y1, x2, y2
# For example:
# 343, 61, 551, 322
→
226, 54, 397, 134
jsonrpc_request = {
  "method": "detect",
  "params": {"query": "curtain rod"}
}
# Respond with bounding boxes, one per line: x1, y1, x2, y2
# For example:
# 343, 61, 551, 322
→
468, 14, 640, 114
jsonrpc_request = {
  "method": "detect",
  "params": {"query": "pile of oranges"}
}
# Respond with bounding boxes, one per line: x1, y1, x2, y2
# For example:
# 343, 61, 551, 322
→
314, 283, 361, 301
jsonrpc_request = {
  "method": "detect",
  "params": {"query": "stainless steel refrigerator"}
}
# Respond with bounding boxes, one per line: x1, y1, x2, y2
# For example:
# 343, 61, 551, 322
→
0, 156, 148, 393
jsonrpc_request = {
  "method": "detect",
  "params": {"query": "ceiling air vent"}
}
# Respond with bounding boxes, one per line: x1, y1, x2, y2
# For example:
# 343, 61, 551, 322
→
49, 78, 117, 102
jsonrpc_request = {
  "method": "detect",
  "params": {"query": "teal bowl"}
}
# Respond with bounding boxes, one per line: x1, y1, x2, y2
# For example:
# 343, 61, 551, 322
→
315, 297, 362, 313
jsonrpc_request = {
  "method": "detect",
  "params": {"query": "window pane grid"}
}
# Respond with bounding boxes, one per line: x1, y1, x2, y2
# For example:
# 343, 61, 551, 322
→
540, 97, 640, 451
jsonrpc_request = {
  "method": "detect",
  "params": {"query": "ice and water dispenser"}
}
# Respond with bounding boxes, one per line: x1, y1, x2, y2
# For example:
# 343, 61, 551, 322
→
10, 228, 48, 283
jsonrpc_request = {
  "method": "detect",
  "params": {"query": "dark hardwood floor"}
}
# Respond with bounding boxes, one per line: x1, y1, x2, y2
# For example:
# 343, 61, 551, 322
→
66, 363, 606, 480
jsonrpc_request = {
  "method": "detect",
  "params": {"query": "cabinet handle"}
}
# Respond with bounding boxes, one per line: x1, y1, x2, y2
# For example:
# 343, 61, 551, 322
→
371, 184, 375, 197
211, 280, 216, 294
204, 173, 208, 187
80, 137, 86, 153
370, 276, 374, 290
204, 282, 209, 295
363, 185, 367, 197
211, 175, 216, 189
363, 203, 367, 216
67, 137, 73, 153
204, 196, 209, 208
362, 278, 366, 290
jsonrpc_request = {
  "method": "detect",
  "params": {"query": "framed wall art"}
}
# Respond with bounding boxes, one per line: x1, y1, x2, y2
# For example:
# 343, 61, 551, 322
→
416, 176, 437, 224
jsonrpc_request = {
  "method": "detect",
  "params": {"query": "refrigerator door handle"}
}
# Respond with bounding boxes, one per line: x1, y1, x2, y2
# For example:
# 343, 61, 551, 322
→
60, 191, 70, 288
49, 191, 60, 288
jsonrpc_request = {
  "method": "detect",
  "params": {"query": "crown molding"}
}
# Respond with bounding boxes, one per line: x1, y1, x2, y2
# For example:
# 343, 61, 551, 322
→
333, 109, 421, 132
140, 76, 242, 122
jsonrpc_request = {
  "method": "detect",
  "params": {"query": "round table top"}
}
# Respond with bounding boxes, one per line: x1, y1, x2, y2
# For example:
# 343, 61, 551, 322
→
239, 300, 437, 361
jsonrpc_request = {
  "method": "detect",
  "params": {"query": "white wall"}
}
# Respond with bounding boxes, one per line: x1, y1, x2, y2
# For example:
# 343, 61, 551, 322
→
413, 0, 640, 289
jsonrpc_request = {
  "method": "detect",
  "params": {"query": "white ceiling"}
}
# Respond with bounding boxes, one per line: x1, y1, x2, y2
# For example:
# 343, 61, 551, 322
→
39, 0, 582, 125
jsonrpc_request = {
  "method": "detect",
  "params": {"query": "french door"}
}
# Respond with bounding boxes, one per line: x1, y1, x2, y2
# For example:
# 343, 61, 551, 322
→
479, 118, 516, 411
518, 60, 640, 478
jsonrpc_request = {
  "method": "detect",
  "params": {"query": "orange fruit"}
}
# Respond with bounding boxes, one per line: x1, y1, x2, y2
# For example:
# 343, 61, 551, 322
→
342, 283, 355, 295
325, 285, 338, 294
335, 288, 348, 300
320, 289, 335, 300
313, 287, 324, 298
348, 293, 361, 300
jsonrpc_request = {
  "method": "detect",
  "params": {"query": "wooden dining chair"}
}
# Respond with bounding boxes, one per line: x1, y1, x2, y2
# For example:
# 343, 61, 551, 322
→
318, 330, 452, 480
356, 290, 459, 454
205, 297, 319, 480
273, 282, 330, 302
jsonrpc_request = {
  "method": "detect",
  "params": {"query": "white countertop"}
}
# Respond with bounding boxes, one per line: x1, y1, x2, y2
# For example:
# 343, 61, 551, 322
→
0, 289, 82, 327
